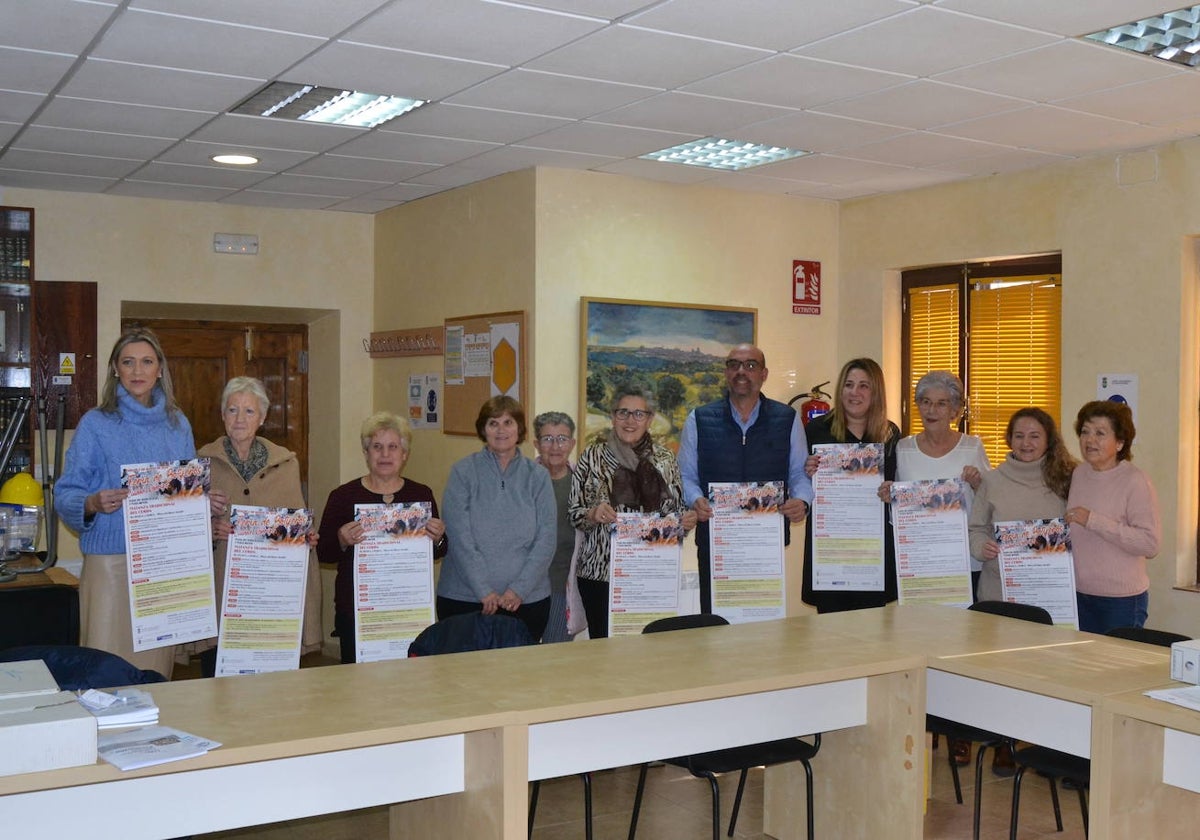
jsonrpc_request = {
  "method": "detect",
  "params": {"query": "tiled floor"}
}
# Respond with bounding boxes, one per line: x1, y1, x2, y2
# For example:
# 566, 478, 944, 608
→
197, 729, 1088, 839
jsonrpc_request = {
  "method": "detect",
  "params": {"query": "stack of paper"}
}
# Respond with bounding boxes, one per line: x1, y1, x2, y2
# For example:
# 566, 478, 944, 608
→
1145, 685, 1200, 712
97, 725, 221, 771
77, 688, 159, 729
1, 661, 98, 777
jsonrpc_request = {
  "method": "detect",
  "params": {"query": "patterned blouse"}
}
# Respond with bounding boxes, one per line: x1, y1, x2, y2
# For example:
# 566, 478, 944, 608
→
567, 437, 686, 582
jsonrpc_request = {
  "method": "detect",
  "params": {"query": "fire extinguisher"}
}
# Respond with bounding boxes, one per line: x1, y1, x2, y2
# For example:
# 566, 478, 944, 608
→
792, 381, 831, 427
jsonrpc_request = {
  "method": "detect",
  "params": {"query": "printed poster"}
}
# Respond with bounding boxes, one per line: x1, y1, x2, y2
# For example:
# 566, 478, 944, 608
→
353, 502, 436, 662
708, 481, 785, 623
811, 443, 886, 592
214, 505, 312, 676
122, 459, 217, 651
995, 518, 1078, 629
609, 511, 682, 636
891, 478, 973, 607
408, 372, 442, 430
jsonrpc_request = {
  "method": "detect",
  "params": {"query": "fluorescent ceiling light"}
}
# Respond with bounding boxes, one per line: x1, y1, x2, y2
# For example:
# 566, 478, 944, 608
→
232, 82, 425, 128
640, 137, 810, 171
1084, 5, 1200, 66
211, 154, 259, 166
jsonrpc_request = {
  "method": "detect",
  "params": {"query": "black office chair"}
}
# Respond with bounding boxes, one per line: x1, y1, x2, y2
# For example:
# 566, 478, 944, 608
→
927, 600, 1053, 840
1007, 625, 1192, 840
627, 613, 820, 840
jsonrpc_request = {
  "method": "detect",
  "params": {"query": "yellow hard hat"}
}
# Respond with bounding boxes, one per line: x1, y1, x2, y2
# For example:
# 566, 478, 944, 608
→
0, 472, 43, 506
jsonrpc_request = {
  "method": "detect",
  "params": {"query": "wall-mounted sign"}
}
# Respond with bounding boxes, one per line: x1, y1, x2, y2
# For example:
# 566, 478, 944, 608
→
792, 259, 821, 315
364, 327, 444, 358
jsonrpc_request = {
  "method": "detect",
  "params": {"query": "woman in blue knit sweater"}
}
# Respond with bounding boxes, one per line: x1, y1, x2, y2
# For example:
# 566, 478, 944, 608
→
55, 328, 206, 678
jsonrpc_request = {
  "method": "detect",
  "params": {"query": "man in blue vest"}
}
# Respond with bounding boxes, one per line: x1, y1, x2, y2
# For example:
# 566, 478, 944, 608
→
678, 343, 813, 614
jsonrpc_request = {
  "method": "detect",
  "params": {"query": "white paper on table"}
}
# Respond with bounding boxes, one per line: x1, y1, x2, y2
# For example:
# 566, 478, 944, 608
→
995, 518, 1078, 629
121, 459, 217, 651
891, 478, 973, 607
811, 443, 885, 592
609, 511, 682, 636
708, 481, 785, 623
352, 502, 435, 662
97, 725, 220, 771
214, 505, 312, 677
1145, 685, 1200, 712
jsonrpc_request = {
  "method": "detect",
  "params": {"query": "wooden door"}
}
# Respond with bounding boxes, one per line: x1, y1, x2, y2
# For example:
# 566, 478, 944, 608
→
120, 319, 308, 480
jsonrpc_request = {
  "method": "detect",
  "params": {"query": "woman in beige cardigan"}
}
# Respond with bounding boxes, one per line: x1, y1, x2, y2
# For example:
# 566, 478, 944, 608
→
197, 377, 322, 676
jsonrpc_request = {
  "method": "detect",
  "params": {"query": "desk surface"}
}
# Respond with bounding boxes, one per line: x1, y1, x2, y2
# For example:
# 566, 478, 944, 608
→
0, 563, 77, 590
0, 607, 930, 797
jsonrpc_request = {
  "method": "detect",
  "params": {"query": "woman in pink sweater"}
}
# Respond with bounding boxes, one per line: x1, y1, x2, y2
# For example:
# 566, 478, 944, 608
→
1065, 401, 1160, 633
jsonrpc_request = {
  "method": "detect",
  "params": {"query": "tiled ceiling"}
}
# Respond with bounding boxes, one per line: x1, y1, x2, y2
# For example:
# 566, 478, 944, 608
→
1, 0, 1197, 213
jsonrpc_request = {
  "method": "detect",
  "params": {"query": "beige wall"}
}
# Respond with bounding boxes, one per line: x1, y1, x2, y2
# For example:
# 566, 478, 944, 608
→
840, 138, 1200, 637
1, 187, 374, 566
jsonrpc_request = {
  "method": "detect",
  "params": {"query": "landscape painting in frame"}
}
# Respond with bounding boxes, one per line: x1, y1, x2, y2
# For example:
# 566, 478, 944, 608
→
580, 298, 757, 451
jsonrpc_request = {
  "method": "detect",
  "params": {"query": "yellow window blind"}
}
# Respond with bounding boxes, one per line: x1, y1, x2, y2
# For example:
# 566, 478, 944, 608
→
967, 275, 1062, 465
906, 282, 959, 436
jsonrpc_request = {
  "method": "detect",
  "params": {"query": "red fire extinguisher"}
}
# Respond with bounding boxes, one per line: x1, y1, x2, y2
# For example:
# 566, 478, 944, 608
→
795, 381, 831, 427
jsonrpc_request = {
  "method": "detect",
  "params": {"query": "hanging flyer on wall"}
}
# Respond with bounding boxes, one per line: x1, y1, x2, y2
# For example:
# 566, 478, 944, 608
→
996, 518, 1078, 628
708, 481, 785, 623
891, 478, 973, 608
811, 443, 885, 592
609, 511, 682, 636
122, 459, 217, 651
352, 502, 436, 662
214, 505, 312, 677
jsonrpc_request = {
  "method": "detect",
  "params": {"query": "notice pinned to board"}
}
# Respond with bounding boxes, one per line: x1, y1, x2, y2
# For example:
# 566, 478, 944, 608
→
442, 311, 526, 436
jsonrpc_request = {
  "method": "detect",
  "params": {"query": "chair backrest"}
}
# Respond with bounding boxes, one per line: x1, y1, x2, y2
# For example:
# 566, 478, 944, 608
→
407, 612, 534, 656
642, 613, 730, 634
1105, 626, 1191, 647
968, 600, 1054, 626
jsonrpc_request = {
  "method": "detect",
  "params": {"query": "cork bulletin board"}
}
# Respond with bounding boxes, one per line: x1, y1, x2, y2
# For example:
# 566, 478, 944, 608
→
443, 310, 526, 436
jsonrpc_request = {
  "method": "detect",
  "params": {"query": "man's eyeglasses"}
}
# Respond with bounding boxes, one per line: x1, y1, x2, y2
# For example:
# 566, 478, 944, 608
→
613, 408, 652, 421
537, 435, 573, 446
725, 359, 761, 371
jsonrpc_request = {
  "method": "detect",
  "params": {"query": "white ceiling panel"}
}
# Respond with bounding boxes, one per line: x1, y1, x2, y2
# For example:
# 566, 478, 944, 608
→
60, 60, 262, 112
683, 54, 910, 110
92, 9, 322, 78
797, 5, 1057, 76
378, 104, 571, 145
333, 131, 498, 165
14, 126, 176, 159
34, 98, 213, 137
129, 0, 393, 37
155, 141, 312, 170
0, 148, 142, 178
343, 0, 606, 67
629, 0, 907, 51
934, 40, 1181, 102
446, 69, 659, 119
595, 92, 794, 135
288, 155, 437, 182
189, 115, 363, 153
521, 122, 695, 157
250, 173, 390, 197
1, 0, 118, 53
288, 41, 503, 103
1, 0, 1198, 211
0, 47, 79, 94
525, 25, 768, 89
814, 80, 1028, 130
935, 0, 1186, 37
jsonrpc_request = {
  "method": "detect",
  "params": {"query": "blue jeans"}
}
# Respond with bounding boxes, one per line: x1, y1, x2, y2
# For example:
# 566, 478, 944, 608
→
1076, 590, 1148, 634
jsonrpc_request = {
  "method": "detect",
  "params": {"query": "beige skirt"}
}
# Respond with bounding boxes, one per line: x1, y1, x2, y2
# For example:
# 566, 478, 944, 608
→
80, 553, 175, 679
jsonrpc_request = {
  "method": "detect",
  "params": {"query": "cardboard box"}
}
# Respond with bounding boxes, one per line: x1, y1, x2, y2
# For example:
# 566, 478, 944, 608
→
0, 691, 98, 776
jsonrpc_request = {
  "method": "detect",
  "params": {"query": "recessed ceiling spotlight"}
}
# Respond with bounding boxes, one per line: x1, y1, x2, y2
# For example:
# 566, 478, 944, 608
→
640, 137, 810, 171
1084, 5, 1200, 66
231, 82, 425, 128
211, 154, 260, 166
